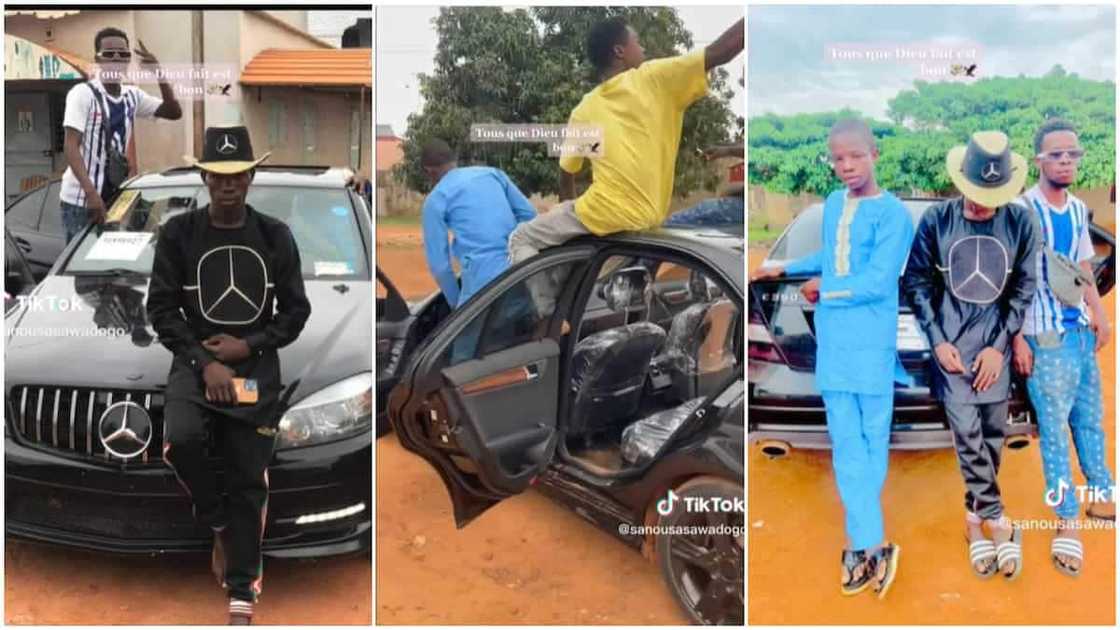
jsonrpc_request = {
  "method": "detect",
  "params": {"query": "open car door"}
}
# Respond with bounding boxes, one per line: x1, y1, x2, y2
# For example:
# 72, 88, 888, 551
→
388, 250, 590, 527
376, 268, 415, 435
376, 269, 454, 432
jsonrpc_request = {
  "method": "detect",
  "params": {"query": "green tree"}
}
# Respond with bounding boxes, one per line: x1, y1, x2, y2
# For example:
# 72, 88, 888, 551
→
750, 72, 1115, 196
396, 6, 738, 197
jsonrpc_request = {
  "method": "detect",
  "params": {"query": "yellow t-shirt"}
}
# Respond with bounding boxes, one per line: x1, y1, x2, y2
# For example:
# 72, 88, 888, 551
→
559, 50, 709, 236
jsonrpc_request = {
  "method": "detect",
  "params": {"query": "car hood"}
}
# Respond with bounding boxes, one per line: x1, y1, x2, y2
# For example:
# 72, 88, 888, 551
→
4, 275, 371, 405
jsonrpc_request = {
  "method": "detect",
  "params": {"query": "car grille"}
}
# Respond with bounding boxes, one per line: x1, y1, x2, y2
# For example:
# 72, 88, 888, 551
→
7, 386, 166, 464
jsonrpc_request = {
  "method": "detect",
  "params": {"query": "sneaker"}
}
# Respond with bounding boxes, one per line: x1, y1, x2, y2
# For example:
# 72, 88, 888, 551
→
228, 599, 253, 625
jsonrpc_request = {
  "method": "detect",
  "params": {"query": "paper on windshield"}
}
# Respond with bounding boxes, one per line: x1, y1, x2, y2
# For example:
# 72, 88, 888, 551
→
314, 261, 352, 276
85, 231, 152, 261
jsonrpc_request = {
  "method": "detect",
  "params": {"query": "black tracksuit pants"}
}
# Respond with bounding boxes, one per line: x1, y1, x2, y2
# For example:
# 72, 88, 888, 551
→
944, 400, 1008, 520
163, 398, 276, 603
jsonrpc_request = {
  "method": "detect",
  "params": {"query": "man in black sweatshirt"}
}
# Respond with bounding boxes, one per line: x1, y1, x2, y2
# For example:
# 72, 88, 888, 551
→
147, 126, 311, 625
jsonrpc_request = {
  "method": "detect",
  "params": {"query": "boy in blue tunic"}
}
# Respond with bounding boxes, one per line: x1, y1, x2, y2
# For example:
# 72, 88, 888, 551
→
752, 119, 913, 598
420, 139, 536, 308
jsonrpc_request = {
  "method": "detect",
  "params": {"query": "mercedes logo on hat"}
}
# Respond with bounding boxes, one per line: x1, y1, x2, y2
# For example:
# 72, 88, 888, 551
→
98, 401, 153, 460
946, 235, 1011, 304
980, 161, 1002, 183
217, 134, 238, 156
186, 246, 274, 325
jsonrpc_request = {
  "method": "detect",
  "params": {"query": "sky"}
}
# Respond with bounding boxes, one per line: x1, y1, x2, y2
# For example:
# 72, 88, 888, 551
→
307, 9, 372, 47
748, 4, 1116, 120
376, 5, 745, 136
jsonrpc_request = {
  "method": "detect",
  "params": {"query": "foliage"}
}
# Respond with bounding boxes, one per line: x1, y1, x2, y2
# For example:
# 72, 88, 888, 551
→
749, 69, 1115, 196
396, 6, 739, 197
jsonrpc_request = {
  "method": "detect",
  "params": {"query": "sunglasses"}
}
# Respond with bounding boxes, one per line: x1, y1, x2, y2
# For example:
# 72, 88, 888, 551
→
98, 51, 132, 61
1037, 149, 1084, 162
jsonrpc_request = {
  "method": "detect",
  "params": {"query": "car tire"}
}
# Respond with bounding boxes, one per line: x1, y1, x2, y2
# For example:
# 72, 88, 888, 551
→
654, 476, 744, 626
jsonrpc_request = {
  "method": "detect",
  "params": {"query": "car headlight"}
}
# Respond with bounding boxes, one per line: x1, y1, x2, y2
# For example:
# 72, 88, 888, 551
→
276, 373, 372, 449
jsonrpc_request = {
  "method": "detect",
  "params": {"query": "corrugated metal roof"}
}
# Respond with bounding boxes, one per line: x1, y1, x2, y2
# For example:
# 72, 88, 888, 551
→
240, 48, 370, 88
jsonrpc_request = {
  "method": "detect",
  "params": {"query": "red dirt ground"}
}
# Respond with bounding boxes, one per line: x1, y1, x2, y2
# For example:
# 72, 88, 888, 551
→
747, 246, 1116, 625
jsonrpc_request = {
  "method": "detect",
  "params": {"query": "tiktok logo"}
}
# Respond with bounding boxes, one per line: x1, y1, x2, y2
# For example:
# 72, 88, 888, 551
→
657, 489, 680, 516
1045, 478, 1070, 507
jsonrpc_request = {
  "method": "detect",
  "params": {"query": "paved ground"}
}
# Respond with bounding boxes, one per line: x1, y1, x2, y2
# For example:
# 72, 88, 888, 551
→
747, 246, 1116, 625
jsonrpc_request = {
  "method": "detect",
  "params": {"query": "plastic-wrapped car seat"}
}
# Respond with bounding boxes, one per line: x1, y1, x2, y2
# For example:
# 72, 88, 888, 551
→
568, 267, 666, 436
620, 397, 705, 466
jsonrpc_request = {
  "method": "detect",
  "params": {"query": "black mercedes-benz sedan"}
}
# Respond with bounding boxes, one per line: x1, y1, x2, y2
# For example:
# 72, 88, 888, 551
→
5, 166, 372, 558
385, 227, 745, 625
749, 197, 1115, 455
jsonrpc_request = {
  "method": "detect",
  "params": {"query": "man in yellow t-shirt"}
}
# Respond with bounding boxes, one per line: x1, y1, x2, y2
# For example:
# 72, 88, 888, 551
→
507, 16, 745, 263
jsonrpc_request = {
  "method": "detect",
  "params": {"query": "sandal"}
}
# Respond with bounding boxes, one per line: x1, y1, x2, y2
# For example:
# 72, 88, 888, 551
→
1051, 535, 1083, 577
965, 512, 997, 579
840, 548, 873, 596
993, 520, 1023, 581
870, 542, 901, 600
1086, 504, 1115, 523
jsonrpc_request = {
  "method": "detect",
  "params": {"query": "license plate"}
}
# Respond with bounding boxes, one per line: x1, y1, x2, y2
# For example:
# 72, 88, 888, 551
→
897, 314, 929, 351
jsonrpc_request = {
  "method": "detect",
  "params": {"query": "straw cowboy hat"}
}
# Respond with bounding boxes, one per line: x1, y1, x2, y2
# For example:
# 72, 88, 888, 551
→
183, 125, 270, 174
946, 131, 1028, 208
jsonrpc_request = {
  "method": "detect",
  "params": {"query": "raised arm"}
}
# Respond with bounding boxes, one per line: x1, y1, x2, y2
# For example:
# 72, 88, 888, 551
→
705, 18, 745, 71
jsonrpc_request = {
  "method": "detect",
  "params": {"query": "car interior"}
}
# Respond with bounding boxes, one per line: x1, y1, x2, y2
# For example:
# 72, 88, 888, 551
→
562, 254, 741, 473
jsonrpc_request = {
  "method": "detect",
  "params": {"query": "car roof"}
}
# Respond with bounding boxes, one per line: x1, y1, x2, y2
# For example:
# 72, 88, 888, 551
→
572, 227, 746, 293
126, 165, 355, 189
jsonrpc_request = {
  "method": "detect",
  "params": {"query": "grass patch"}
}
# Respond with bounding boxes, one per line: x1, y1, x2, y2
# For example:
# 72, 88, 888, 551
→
748, 226, 782, 245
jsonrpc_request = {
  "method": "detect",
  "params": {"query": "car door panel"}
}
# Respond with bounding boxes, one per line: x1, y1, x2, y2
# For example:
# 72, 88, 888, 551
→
440, 339, 560, 494
390, 247, 594, 527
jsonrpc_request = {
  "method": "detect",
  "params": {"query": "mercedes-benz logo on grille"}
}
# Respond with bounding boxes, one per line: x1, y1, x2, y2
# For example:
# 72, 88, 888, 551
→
98, 401, 153, 460
192, 246, 273, 325
980, 161, 1001, 183
946, 235, 1010, 304
217, 134, 238, 155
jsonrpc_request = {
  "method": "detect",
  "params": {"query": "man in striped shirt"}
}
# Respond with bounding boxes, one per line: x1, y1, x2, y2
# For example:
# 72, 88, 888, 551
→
1013, 118, 1115, 577
60, 28, 181, 243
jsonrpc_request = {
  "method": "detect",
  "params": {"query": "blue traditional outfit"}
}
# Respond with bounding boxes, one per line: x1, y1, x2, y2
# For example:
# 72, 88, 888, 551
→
784, 189, 915, 551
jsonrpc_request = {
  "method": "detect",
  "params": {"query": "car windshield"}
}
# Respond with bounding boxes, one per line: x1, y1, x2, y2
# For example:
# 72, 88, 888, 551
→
767, 199, 935, 261
63, 185, 369, 280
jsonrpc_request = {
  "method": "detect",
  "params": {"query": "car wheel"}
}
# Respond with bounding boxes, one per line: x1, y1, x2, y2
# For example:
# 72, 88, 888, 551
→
654, 476, 744, 626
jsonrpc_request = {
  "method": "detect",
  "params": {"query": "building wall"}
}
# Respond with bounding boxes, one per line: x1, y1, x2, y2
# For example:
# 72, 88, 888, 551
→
5, 11, 190, 175
242, 86, 370, 174
5, 10, 368, 182
376, 136, 403, 172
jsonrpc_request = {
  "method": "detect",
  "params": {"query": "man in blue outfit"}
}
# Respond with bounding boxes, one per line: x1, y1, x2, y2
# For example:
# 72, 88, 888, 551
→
420, 138, 536, 309
1013, 119, 1115, 577
751, 118, 912, 598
